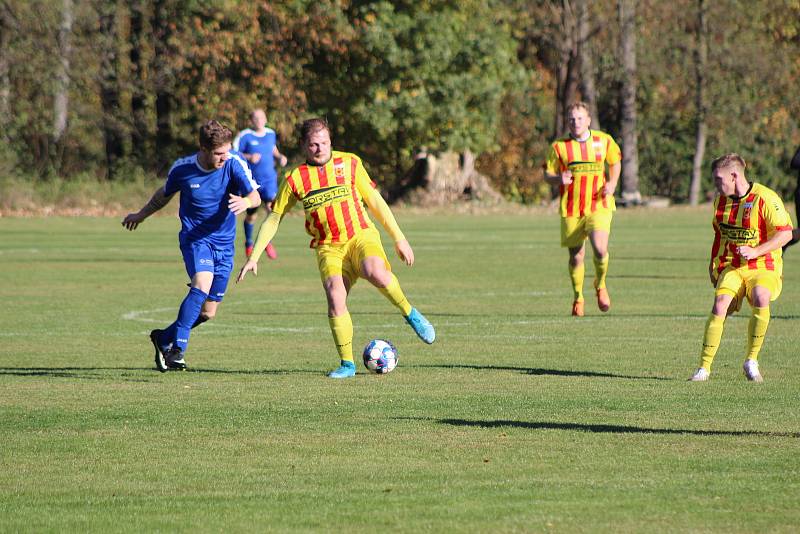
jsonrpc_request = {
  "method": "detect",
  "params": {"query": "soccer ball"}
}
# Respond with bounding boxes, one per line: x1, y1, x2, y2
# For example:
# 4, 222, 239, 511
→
362, 339, 398, 374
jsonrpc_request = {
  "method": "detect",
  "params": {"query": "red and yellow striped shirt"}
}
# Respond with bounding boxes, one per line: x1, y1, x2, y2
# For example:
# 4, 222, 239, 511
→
272, 151, 377, 248
710, 182, 792, 276
545, 130, 622, 217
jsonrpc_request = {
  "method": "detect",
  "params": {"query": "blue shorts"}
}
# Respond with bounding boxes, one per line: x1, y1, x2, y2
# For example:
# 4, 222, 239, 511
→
257, 176, 277, 202
180, 241, 234, 302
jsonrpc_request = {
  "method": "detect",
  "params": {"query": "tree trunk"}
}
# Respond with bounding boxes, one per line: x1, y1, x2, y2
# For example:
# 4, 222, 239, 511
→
0, 5, 10, 135
618, 0, 641, 204
553, 0, 579, 138
53, 0, 72, 144
100, 9, 123, 177
689, 0, 708, 206
577, 0, 600, 128
153, 0, 173, 165
130, 1, 148, 160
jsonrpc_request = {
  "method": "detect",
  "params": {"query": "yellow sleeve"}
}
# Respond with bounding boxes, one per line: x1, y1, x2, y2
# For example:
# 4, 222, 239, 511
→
353, 156, 376, 199
544, 144, 562, 176
763, 190, 792, 231
364, 188, 405, 242
249, 211, 282, 262
605, 134, 622, 166
271, 174, 297, 216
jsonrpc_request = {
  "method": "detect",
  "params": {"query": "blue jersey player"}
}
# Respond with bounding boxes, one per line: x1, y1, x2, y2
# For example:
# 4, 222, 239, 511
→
123, 120, 261, 372
233, 108, 288, 258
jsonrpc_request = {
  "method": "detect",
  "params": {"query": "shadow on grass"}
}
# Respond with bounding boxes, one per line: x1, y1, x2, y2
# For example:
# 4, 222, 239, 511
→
411, 363, 670, 381
0, 367, 154, 382
408, 417, 799, 438
0, 366, 320, 379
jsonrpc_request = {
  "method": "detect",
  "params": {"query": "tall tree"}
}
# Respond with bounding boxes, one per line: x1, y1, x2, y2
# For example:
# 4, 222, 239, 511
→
53, 0, 72, 144
152, 0, 175, 166
688, 0, 708, 206
554, 0, 580, 137
618, 0, 640, 203
99, 4, 123, 176
0, 2, 12, 134
577, 0, 600, 127
129, 0, 149, 160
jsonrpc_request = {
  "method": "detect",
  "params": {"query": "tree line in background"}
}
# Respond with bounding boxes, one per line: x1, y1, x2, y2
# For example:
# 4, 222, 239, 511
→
2, 0, 799, 204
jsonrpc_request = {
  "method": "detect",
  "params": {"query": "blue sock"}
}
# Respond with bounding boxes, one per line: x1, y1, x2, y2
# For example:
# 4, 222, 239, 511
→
244, 221, 255, 247
161, 311, 208, 347
173, 287, 208, 353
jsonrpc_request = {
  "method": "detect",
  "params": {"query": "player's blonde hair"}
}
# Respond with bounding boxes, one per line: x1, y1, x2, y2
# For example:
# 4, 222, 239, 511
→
711, 153, 747, 173
566, 101, 590, 115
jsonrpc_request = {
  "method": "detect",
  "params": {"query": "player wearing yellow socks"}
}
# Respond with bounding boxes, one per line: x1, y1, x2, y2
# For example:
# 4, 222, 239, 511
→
236, 118, 435, 378
544, 102, 621, 316
689, 154, 793, 382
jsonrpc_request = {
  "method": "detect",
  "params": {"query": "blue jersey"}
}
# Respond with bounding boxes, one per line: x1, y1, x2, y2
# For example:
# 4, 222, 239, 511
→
233, 128, 278, 184
164, 152, 258, 248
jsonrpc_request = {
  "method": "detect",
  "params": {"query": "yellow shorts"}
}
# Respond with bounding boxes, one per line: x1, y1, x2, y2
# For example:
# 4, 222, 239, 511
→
715, 266, 782, 303
561, 210, 613, 248
315, 228, 390, 284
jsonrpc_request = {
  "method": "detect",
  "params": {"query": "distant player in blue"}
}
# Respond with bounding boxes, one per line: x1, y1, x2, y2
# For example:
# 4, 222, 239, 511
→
122, 120, 261, 371
233, 108, 288, 258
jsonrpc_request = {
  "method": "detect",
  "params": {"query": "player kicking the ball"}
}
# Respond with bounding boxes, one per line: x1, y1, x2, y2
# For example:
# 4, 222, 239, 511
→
689, 154, 793, 382
236, 118, 435, 378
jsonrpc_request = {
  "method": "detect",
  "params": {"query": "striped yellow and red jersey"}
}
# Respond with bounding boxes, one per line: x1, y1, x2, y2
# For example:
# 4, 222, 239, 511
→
545, 130, 622, 218
272, 151, 377, 248
710, 182, 792, 277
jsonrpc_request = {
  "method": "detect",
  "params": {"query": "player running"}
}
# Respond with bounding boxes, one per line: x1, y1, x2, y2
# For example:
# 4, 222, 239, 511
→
689, 153, 793, 382
236, 118, 435, 378
123, 120, 260, 372
544, 101, 622, 317
233, 108, 288, 259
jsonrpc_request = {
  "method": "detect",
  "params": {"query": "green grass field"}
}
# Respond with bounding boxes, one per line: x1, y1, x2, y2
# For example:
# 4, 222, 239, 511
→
2, 209, 799, 532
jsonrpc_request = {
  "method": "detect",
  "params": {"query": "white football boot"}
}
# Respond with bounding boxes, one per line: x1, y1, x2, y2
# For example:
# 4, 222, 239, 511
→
743, 359, 764, 383
688, 368, 709, 382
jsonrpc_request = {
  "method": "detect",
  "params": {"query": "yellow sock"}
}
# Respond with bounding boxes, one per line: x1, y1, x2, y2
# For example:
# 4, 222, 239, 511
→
700, 313, 725, 371
593, 254, 609, 289
378, 273, 413, 316
745, 306, 770, 360
328, 313, 354, 363
569, 262, 585, 302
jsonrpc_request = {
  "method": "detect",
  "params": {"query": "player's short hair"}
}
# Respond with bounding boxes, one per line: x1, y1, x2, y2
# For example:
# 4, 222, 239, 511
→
711, 153, 747, 173
566, 101, 590, 115
299, 117, 331, 144
199, 120, 233, 150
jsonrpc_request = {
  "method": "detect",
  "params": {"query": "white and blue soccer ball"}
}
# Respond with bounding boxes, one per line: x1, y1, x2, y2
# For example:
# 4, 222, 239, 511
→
362, 339, 398, 374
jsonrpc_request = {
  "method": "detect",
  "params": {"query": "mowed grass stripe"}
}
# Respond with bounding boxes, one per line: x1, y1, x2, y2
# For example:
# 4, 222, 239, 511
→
1, 209, 799, 532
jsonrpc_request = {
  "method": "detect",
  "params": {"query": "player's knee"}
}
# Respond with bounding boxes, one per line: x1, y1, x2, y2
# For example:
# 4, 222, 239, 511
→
751, 290, 771, 308
569, 251, 585, 265
361, 261, 389, 286
712, 296, 732, 316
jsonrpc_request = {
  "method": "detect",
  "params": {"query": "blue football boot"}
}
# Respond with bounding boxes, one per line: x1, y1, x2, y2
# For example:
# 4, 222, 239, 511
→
405, 307, 436, 344
328, 360, 356, 379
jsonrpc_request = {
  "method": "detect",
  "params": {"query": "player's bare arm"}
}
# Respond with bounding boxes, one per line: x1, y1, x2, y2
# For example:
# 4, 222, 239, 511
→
604, 161, 621, 196
737, 229, 793, 260
362, 188, 414, 266
236, 258, 259, 283
273, 146, 288, 167
544, 170, 573, 186
395, 240, 415, 267
228, 189, 262, 215
122, 186, 173, 230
